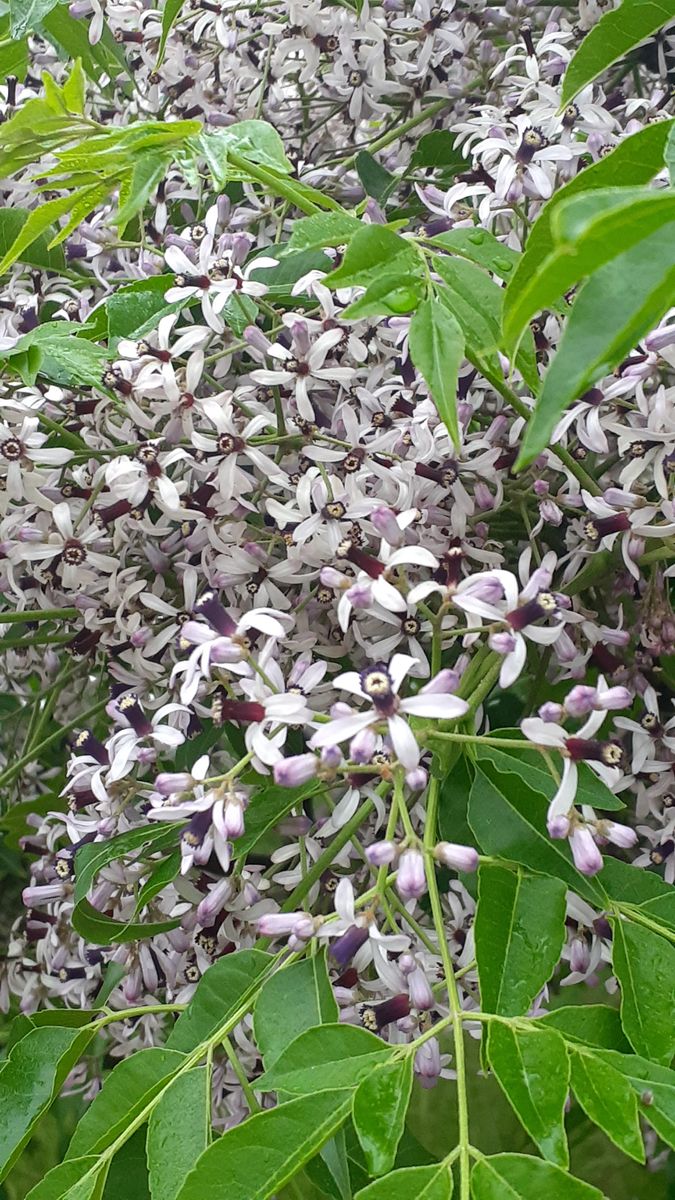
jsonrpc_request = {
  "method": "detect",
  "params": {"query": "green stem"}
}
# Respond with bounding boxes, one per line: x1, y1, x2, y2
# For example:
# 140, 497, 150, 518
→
0, 697, 108, 789
0, 607, 78, 623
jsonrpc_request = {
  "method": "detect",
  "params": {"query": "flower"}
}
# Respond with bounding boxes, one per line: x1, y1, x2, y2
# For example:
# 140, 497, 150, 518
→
309, 654, 468, 769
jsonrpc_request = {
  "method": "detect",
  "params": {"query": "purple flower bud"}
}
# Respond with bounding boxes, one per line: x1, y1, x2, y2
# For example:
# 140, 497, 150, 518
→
548, 814, 570, 839
350, 726, 377, 763
196, 878, 232, 925
564, 685, 597, 718
243, 325, 271, 354
365, 839, 398, 867
257, 911, 311, 937
422, 668, 460, 694
602, 821, 637, 849
489, 631, 517, 655
570, 826, 603, 876
273, 754, 318, 788
321, 745, 343, 770
370, 506, 404, 547
435, 841, 479, 873
345, 582, 372, 610
406, 766, 428, 791
474, 482, 494, 511
396, 848, 427, 900
155, 771, 193, 797
538, 702, 564, 723
408, 966, 434, 1010
533, 479, 549, 497
320, 566, 349, 589
598, 686, 632, 711
414, 1037, 441, 1088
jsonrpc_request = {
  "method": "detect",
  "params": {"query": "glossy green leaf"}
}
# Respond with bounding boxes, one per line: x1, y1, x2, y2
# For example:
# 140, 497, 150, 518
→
353, 1057, 413, 1176
504, 119, 674, 308
600, 858, 675, 935
10, 0, 59, 37
356, 1163, 453, 1200
502, 187, 675, 355
0, 1024, 95, 1181
433, 255, 539, 393
570, 1046, 644, 1162
0, 35, 28, 82
116, 153, 171, 229
355, 151, 398, 204
23, 1157, 102, 1200
133, 852, 181, 916
71, 897, 181, 945
175, 1089, 353, 1200
254, 952, 338, 1068
67, 1048, 186, 1159
487, 1024, 569, 1166
468, 765, 607, 906
341, 271, 426, 319
249, 249, 332, 298
409, 296, 464, 447
0, 192, 82, 276
409, 129, 466, 173
147, 1068, 209, 1200
103, 1127, 150, 1200
257, 1024, 392, 1095
74, 822, 181, 904
62, 59, 86, 114
167, 949, 271, 1051
38, 4, 129, 82
289, 212, 365, 252
429, 228, 520, 281
611, 917, 675, 1065
475, 864, 566, 1016
536, 1005, 631, 1052
326, 225, 419, 288
106, 286, 179, 347
475, 741, 625, 811
156, 0, 184, 66
470, 1154, 604, 1199
597, 1050, 675, 1149
515, 216, 675, 463
562, 0, 675, 104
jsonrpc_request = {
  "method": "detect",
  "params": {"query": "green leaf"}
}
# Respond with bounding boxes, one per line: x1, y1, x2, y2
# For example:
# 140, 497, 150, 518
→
115, 153, 171, 229
597, 1050, 675, 1149
0, 35, 28, 82
475, 864, 566, 1016
470, 1154, 604, 1200
38, 4, 129, 83
475, 742, 626, 811
341, 272, 426, 319
175, 1089, 353, 1200
502, 187, 675, 356
74, 822, 181, 904
0, 1025, 95, 1181
467, 764, 607, 906
611, 917, 675, 1065
10, 0, 59, 38
487, 1024, 569, 1166
355, 151, 398, 204
505, 120, 674, 302
147, 1068, 209, 1200
71, 897, 181, 945
133, 852, 181, 916
103, 1127, 151, 1200
326, 225, 419, 288
156, 0, 185, 67
257, 1024, 392, 1095
433, 256, 539, 394
409, 297, 464, 448
536, 1005, 631, 1052
254, 952, 338, 1068
288, 212, 365, 252
62, 59, 86, 114
600, 858, 675, 935
167, 949, 271, 1052
353, 1057, 413, 1176
67, 1048, 186, 1159
23, 1157, 102, 1200
356, 1164, 453, 1200
570, 1046, 644, 1162
219, 293, 258, 335
249, 248, 332, 298
409, 130, 466, 173
562, 0, 675, 104
0, 192, 81, 275
199, 120, 292, 179
106, 286, 178, 347
429, 228, 520, 281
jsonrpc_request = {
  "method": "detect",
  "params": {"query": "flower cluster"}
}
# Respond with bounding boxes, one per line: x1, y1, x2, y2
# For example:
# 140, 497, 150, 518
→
0, 0, 673, 1148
